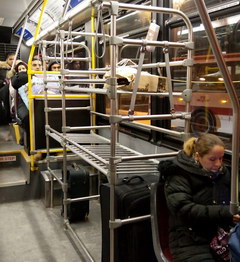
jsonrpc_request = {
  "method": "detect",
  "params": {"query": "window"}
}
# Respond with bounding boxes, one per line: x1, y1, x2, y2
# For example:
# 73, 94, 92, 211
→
170, 11, 240, 149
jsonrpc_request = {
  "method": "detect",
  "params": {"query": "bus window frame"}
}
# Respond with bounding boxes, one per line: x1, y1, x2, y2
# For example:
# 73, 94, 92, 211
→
158, 0, 240, 150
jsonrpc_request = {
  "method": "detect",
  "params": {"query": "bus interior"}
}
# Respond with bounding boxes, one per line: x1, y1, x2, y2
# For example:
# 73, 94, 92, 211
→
0, 0, 239, 261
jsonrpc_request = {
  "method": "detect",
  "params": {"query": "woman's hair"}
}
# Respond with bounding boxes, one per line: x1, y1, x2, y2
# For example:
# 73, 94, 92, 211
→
48, 61, 60, 71
15, 61, 28, 72
183, 134, 225, 157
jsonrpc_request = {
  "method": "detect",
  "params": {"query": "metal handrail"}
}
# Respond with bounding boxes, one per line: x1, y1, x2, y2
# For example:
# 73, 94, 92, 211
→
194, 0, 240, 214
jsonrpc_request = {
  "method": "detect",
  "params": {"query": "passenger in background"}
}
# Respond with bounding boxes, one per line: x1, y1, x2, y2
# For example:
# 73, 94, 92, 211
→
12, 58, 43, 106
15, 61, 28, 73
11, 58, 59, 153
0, 52, 15, 88
11, 58, 43, 152
66, 58, 88, 89
159, 133, 240, 262
11, 60, 33, 148
48, 61, 61, 71
67, 60, 81, 71
0, 53, 20, 124
9, 61, 28, 116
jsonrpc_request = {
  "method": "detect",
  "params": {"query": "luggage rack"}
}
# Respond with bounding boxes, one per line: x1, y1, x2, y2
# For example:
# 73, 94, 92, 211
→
32, 1, 195, 262
48, 132, 159, 176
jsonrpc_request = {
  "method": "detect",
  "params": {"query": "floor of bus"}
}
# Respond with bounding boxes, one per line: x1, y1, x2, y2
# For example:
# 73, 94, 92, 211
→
0, 121, 100, 260
0, 199, 101, 262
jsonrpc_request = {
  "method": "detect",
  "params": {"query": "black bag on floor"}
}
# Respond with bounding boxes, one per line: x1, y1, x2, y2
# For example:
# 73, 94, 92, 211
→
63, 164, 90, 222
100, 174, 158, 262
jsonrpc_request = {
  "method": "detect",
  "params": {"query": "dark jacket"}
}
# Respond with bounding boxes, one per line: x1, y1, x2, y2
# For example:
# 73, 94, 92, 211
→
11, 71, 28, 90
159, 151, 233, 262
0, 61, 11, 88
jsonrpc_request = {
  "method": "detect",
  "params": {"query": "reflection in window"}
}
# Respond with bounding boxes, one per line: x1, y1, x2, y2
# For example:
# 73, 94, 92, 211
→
170, 12, 240, 146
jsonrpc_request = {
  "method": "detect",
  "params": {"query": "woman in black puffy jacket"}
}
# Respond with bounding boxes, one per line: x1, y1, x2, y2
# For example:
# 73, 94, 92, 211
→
159, 134, 240, 262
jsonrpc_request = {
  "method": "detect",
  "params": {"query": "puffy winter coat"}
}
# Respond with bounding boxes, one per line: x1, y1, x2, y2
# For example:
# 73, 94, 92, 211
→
0, 61, 15, 88
159, 151, 233, 262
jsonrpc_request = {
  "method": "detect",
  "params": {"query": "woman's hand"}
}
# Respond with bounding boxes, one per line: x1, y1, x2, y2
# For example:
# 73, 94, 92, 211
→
233, 214, 240, 224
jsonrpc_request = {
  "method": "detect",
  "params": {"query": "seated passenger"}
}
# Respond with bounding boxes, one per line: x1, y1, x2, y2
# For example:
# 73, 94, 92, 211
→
0, 52, 15, 88
158, 133, 240, 262
11, 58, 59, 152
13, 58, 60, 109
0, 53, 21, 124
48, 61, 61, 71
9, 61, 28, 115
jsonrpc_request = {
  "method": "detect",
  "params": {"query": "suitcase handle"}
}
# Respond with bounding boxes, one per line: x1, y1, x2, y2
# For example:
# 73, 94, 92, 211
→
72, 162, 78, 169
122, 176, 144, 184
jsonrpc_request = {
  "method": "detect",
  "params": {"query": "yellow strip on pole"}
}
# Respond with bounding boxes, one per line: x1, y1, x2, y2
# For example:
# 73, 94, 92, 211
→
28, 0, 49, 170
91, 8, 96, 128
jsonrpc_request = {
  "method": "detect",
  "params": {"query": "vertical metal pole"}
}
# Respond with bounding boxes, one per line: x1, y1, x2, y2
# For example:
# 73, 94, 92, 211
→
163, 48, 175, 112
11, 15, 28, 70
42, 43, 52, 207
60, 30, 68, 222
109, 2, 119, 262
184, 24, 193, 134
62, 0, 71, 17
194, 0, 240, 214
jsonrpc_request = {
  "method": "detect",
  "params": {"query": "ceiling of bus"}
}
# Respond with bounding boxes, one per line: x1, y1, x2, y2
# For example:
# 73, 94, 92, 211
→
0, 0, 86, 44
0, 0, 34, 27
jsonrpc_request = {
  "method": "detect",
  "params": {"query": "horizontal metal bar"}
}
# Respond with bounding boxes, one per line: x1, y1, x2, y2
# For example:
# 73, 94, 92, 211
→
63, 69, 107, 75
120, 151, 178, 162
67, 194, 100, 203
115, 91, 182, 96
64, 79, 106, 84
120, 214, 151, 225
132, 60, 189, 68
41, 40, 89, 46
69, 31, 110, 38
132, 122, 186, 138
68, 125, 111, 131
46, 106, 90, 112
121, 38, 188, 48
45, 56, 90, 61
64, 87, 182, 97
117, 170, 159, 174
120, 113, 188, 121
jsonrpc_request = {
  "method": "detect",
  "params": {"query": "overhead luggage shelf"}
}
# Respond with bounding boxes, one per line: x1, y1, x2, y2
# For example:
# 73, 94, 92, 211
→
48, 132, 159, 176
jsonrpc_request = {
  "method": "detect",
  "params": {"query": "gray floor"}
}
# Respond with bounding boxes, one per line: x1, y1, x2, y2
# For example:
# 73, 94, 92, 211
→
0, 200, 102, 262
0, 124, 102, 262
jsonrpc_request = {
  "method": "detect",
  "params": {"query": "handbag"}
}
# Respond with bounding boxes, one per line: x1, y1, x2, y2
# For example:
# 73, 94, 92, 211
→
210, 227, 230, 261
228, 223, 240, 262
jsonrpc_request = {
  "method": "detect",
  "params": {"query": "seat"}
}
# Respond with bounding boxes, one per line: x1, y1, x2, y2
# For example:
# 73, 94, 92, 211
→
150, 182, 174, 262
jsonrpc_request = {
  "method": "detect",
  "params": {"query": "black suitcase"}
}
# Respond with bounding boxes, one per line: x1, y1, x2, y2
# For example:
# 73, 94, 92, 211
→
63, 164, 90, 222
100, 174, 158, 262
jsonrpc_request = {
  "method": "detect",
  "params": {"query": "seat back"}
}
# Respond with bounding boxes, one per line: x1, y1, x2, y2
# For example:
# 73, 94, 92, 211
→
151, 182, 174, 262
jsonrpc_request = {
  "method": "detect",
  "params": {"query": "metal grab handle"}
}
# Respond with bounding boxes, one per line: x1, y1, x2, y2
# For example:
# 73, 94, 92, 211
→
128, 48, 145, 115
